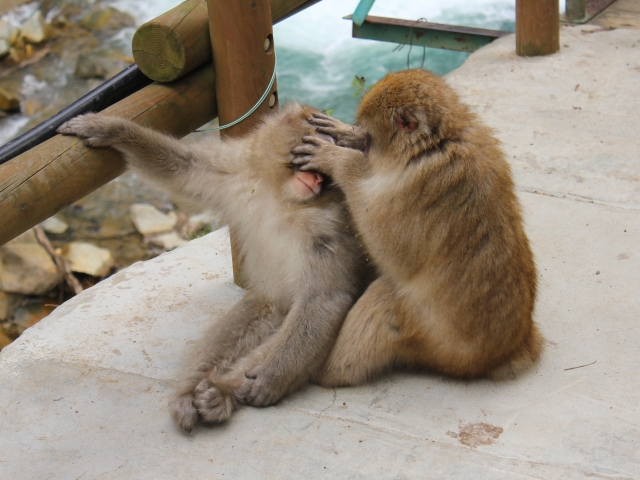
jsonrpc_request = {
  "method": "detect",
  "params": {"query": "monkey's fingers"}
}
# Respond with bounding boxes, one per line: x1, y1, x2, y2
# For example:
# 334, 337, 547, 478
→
308, 118, 335, 128
291, 145, 313, 155
312, 112, 336, 122
289, 155, 318, 173
315, 126, 340, 137
302, 135, 327, 145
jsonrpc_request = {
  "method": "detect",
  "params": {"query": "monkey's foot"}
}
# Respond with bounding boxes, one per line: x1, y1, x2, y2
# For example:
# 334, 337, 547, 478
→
169, 393, 199, 432
193, 379, 236, 424
235, 365, 287, 407
57, 114, 119, 148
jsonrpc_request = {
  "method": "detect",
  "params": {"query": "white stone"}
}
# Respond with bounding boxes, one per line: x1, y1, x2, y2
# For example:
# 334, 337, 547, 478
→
39, 215, 68, 234
20, 11, 47, 44
0, 19, 19, 46
0, 38, 9, 58
60, 242, 114, 277
130, 203, 177, 235
0, 241, 61, 295
149, 232, 188, 250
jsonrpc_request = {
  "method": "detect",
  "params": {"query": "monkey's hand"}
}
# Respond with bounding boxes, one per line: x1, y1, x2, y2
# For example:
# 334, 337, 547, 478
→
291, 135, 343, 177
57, 113, 126, 148
309, 113, 366, 151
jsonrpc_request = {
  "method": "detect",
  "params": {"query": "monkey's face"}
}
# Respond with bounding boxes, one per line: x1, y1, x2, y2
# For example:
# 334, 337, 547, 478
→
262, 102, 332, 204
356, 70, 451, 162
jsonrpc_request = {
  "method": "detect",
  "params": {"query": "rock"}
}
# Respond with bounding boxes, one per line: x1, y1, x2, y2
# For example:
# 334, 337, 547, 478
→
22, 97, 42, 116
0, 329, 11, 350
20, 11, 48, 44
13, 301, 54, 330
0, 291, 27, 321
40, 215, 69, 234
80, 7, 135, 32
149, 232, 188, 251
60, 242, 114, 277
50, 15, 70, 28
0, 19, 19, 46
74, 54, 106, 79
130, 204, 177, 235
0, 87, 20, 112
0, 241, 62, 295
0, 38, 9, 58
189, 212, 220, 230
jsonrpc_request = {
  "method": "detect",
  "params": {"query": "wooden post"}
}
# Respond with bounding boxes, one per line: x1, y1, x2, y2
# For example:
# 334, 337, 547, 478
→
516, 0, 559, 56
207, 0, 278, 285
133, 0, 316, 83
0, 65, 217, 246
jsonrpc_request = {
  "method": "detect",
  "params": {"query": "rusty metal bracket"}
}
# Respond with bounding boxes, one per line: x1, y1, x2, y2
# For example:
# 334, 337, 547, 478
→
349, 15, 510, 53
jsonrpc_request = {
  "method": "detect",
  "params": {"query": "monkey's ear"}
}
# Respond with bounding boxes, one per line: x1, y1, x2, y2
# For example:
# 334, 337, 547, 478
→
393, 107, 418, 133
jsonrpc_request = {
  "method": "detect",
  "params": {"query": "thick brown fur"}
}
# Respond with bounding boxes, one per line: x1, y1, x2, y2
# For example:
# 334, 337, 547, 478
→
58, 103, 374, 431
292, 69, 542, 385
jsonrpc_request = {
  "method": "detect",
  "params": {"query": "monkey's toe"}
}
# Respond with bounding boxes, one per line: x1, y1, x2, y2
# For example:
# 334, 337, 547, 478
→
193, 380, 236, 423
169, 393, 198, 432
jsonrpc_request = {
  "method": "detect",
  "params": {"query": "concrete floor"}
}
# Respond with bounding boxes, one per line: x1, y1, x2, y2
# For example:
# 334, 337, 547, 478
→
1, 25, 639, 479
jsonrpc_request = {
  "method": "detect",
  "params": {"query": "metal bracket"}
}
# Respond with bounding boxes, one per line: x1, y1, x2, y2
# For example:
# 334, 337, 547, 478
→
348, 15, 510, 53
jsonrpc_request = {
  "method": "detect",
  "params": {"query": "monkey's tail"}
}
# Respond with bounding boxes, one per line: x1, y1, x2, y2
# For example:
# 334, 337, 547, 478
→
488, 322, 544, 380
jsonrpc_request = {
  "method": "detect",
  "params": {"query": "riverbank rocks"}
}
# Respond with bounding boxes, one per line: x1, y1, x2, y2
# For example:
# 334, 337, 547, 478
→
11, 301, 54, 335
149, 232, 188, 251
80, 7, 135, 33
74, 54, 106, 79
20, 11, 48, 44
40, 215, 69, 234
130, 203, 177, 235
0, 20, 19, 45
61, 242, 114, 277
0, 231, 62, 295
0, 86, 20, 112
0, 291, 26, 321
0, 39, 9, 58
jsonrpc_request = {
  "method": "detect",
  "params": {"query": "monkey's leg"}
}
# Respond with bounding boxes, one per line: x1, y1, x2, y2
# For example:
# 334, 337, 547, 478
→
219, 290, 355, 407
314, 276, 404, 387
170, 292, 282, 430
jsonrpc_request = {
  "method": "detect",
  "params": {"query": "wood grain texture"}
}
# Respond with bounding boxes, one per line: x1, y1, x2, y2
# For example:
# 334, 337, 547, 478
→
207, 0, 278, 285
516, 0, 560, 56
134, 0, 308, 83
0, 65, 217, 246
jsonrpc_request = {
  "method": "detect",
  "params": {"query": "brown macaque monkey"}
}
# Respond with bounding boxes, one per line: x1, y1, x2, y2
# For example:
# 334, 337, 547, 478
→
292, 69, 542, 385
58, 102, 374, 431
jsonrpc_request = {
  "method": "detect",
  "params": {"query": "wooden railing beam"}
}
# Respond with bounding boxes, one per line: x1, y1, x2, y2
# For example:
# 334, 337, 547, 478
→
0, 65, 217, 247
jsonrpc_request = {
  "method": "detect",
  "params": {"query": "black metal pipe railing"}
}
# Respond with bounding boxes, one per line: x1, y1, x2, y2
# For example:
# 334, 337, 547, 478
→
0, 64, 152, 166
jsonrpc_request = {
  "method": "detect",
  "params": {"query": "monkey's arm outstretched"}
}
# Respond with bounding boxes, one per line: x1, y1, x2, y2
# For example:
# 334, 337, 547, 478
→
57, 114, 248, 212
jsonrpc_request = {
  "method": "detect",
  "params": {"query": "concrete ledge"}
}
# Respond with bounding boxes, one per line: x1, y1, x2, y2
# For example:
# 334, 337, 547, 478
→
447, 25, 640, 209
